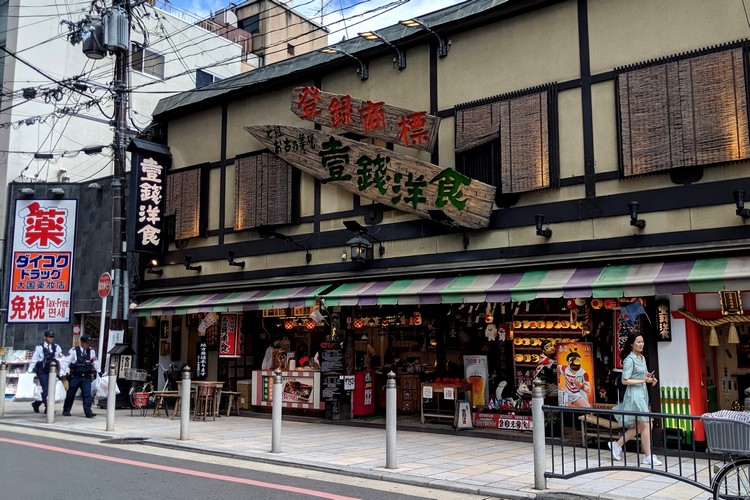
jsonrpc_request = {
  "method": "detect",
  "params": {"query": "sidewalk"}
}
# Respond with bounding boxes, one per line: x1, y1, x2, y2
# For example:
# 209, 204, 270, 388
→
0, 400, 706, 500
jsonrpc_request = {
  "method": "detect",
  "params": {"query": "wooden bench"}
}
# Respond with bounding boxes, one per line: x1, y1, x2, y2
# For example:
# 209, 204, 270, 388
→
577, 403, 623, 446
152, 391, 180, 417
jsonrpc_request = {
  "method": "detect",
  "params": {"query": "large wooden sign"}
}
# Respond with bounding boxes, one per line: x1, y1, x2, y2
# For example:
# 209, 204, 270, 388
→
291, 86, 440, 153
245, 125, 495, 229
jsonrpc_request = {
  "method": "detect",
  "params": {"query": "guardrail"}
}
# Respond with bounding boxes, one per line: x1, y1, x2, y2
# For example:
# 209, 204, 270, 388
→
529, 379, 734, 495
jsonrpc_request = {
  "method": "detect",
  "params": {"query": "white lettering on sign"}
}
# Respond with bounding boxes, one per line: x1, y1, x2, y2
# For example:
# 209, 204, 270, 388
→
136, 157, 163, 249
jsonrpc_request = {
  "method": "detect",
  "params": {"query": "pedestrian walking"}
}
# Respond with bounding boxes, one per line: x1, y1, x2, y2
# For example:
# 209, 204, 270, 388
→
608, 332, 661, 466
27, 330, 63, 414
62, 335, 100, 418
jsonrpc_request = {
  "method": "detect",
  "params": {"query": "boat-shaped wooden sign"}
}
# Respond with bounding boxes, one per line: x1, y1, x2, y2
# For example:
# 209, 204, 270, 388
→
290, 86, 440, 153
245, 125, 495, 229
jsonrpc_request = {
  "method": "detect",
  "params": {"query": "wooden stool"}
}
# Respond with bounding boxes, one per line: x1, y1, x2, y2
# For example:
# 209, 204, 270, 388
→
194, 383, 217, 421
222, 391, 241, 416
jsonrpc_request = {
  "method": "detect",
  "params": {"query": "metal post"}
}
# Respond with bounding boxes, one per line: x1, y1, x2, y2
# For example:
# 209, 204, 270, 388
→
108, 0, 131, 361
532, 378, 547, 490
180, 366, 191, 440
0, 361, 6, 417
106, 362, 116, 431
385, 371, 397, 469
46, 361, 57, 424
271, 368, 282, 453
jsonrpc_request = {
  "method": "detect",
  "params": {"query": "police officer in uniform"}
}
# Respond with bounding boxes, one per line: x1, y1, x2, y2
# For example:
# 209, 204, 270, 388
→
27, 330, 63, 414
62, 335, 100, 418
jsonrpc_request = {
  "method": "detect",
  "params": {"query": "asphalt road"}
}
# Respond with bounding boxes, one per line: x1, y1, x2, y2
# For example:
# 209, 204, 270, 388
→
0, 427, 500, 500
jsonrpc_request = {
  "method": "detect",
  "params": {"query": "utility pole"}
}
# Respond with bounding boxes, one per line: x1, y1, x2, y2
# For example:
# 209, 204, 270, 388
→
65, 1, 131, 355
109, 0, 131, 344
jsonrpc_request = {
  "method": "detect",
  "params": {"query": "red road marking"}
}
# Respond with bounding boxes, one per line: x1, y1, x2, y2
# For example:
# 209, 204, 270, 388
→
0, 437, 362, 500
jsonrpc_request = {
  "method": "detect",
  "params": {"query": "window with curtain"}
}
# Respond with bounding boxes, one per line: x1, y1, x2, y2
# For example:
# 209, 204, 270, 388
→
234, 153, 295, 230
455, 85, 558, 194
616, 45, 750, 176
131, 43, 165, 79
165, 169, 201, 240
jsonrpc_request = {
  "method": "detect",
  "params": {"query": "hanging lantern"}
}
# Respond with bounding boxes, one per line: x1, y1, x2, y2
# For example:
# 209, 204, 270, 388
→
353, 317, 364, 329
284, 319, 295, 330
306, 319, 317, 330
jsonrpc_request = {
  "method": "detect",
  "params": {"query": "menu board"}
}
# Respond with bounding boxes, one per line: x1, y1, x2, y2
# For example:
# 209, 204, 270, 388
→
320, 341, 343, 403
320, 341, 344, 373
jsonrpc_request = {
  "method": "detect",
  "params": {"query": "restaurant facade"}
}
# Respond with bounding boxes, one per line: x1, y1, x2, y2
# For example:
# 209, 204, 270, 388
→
123, 0, 750, 435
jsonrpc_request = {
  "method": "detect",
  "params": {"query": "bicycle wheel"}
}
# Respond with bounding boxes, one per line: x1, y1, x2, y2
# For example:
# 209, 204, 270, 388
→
713, 458, 750, 500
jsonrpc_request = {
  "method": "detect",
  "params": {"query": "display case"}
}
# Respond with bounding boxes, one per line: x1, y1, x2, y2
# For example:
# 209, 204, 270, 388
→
251, 369, 324, 410
512, 315, 582, 389
2, 350, 33, 398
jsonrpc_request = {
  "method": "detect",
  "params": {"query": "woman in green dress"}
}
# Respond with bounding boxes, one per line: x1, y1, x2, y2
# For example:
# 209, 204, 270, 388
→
608, 332, 662, 466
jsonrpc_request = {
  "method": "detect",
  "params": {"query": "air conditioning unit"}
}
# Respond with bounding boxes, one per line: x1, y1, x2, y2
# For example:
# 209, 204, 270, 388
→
104, 7, 129, 52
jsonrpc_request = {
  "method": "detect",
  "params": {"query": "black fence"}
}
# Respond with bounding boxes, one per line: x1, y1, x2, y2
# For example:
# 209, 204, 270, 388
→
540, 404, 735, 494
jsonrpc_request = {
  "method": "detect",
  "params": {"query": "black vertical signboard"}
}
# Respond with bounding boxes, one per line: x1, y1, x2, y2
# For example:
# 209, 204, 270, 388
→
320, 340, 343, 419
127, 138, 171, 253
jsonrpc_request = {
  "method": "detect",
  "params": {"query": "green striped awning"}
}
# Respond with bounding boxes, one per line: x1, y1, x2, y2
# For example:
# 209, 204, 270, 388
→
135, 257, 750, 314
323, 256, 750, 305
134, 284, 331, 317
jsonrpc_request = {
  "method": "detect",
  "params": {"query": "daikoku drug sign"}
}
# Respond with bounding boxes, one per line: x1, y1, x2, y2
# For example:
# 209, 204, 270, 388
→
7, 199, 77, 323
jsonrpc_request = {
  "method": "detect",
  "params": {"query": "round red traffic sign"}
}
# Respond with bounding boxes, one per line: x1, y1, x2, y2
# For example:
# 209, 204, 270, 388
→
98, 272, 112, 298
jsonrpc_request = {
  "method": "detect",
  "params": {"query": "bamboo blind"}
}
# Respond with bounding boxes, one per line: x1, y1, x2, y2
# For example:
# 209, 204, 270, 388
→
454, 101, 502, 153
499, 92, 550, 193
234, 153, 293, 230
618, 47, 750, 176
165, 169, 201, 240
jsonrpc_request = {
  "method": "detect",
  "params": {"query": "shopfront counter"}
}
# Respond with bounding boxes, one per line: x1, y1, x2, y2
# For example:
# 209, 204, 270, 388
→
251, 369, 324, 410
420, 382, 472, 423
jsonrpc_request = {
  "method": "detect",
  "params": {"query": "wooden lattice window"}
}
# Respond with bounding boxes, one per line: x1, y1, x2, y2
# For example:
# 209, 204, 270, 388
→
165, 169, 201, 240
617, 46, 750, 176
455, 85, 558, 194
234, 153, 294, 230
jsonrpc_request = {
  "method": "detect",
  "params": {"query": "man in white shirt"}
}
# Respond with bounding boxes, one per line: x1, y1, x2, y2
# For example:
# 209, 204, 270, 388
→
62, 335, 101, 418
27, 330, 63, 414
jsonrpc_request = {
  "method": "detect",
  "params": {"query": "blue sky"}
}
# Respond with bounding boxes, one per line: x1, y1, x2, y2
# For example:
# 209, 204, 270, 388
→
165, 0, 465, 43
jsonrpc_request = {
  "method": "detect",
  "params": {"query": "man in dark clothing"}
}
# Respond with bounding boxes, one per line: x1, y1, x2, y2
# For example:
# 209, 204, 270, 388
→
62, 335, 100, 418
27, 330, 63, 414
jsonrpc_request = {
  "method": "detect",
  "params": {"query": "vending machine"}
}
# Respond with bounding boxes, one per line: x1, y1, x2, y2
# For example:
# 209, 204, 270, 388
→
352, 370, 375, 416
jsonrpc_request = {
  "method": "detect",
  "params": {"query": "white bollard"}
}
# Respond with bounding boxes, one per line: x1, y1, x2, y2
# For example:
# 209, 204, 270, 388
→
0, 362, 6, 417
531, 378, 547, 490
106, 363, 116, 431
385, 371, 397, 469
272, 368, 282, 453
46, 361, 57, 424
180, 366, 191, 440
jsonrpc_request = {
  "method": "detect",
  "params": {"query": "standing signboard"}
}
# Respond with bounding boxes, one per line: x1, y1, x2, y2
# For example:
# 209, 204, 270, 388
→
320, 340, 343, 418
7, 199, 78, 323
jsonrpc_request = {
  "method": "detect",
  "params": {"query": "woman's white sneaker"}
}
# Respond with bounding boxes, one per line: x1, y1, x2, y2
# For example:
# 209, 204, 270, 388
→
608, 441, 622, 461
642, 455, 662, 466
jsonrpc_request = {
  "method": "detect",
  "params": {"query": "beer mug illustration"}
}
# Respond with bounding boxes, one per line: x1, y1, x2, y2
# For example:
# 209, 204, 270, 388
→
466, 367, 485, 406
